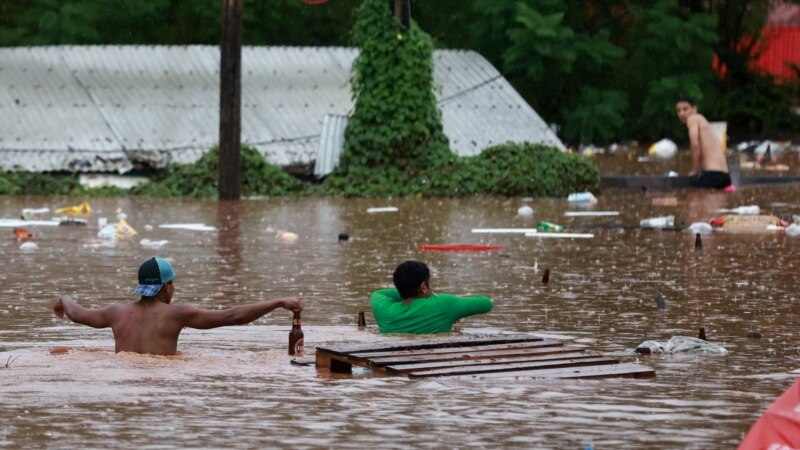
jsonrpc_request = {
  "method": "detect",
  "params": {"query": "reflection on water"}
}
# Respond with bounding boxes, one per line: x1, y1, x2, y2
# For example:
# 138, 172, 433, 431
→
2, 187, 800, 448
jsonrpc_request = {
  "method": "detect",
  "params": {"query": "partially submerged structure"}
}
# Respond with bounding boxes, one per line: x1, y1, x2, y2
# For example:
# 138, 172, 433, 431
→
0, 46, 563, 175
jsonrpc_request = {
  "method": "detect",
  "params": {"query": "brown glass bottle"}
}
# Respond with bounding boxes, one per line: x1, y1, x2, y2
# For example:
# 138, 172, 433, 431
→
357, 311, 366, 330
288, 312, 304, 357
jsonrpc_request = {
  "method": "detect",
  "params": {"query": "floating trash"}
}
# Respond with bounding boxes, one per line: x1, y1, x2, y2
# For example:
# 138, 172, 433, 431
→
536, 221, 563, 232
648, 138, 677, 159
567, 192, 598, 204
525, 232, 594, 239
652, 197, 678, 207
366, 207, 399, 213
417, 244, 504, 252
19, 242, 39, 251
636, 336, 728, 355
21, 207, 49, 220
785, 224, 800, 237
517, 206, 534, 216
718, 205, 760, 215
276, 231, 298, 242
687, 222, 713, 234
13, 227, 34, 241
471, 228, 539, 234
564, 211, 619, 217
640, 215, 674, 229
55, 201, 91, 216
0, 219, 60, 228
140, 239, 169, 249
159, 223, 217, 231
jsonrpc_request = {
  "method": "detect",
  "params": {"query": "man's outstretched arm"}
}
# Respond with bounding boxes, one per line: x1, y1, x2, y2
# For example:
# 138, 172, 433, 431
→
53, 295, 119, 328
175, 298, 303, 330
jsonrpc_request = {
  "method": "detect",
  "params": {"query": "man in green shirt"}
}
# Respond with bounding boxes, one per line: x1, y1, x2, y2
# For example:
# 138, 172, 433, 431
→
370, 261, 493, 334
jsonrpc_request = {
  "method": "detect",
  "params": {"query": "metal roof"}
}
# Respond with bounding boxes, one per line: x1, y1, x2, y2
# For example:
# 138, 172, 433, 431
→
0, 45, 563, 173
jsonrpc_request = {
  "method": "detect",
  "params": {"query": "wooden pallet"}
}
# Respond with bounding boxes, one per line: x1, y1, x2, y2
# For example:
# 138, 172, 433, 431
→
315, 334, 655, 380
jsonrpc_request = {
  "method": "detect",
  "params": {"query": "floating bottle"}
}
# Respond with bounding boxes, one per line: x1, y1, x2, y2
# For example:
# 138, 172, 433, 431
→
639, 215, 674, 229
694, 233, 702, 251
288, 312, 304, 357
542, 268, 550, 285
357, 311, 366, 330
536, 221, 564, 232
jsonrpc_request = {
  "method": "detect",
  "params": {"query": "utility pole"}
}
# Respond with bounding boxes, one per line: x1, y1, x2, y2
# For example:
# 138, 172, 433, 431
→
218, 0, 242, 200
391, 0, 410, 30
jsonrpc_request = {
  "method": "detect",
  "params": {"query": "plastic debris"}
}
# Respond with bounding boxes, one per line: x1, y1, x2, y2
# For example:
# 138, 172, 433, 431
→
55, 201, 91, 216
98, 217, 108, 228
97, 224, 117, 240
19, 242, 39, 251
158, 224, 217, 232
0, 219, 60, 228
525, 232, 594, 239
635, 336, 728, 355
640, 215, 675, 229
472, 228, 539, 234
785, 224, 800, 237
13, 227, 34, 241
21, 207, 49, 220
709, 215, 788, 232
655, 292, 667, 309
648, 138, 678, 159
718, 205, 760, 215
567, 192, 598, 204
140, 239, 169, 249
665, 170, 679, 177
517, 206, 534, 216
687, 222, 713, 234
276, 231, 298, 242
536, 221, 564, 232
115, 219, 138, 238
366, 207, 399, 213
564, 211, 619, 217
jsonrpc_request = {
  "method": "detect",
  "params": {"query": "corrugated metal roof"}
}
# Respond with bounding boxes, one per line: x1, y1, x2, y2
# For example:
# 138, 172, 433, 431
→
0, 45, 563, 173
314, 114, 349, 177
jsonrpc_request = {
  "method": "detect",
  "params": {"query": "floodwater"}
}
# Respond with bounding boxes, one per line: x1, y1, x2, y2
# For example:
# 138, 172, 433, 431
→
2, 184, 800, 449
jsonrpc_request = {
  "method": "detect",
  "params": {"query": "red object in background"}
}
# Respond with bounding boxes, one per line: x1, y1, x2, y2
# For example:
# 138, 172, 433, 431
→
739, 378, 800, 449
299, 0, 329, 4
751, 25, 800, 80
417, 244, 504, 252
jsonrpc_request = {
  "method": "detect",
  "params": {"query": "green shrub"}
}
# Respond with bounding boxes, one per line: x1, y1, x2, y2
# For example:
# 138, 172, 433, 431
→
131, 145, 303, 198
462, 142, 599, 197
0, 171, 127, 196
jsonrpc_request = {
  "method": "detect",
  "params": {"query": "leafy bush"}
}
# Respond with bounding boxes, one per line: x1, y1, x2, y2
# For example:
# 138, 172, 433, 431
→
0, 171, 126, 196
131, 145, 303, 198
461, 142, 600, 197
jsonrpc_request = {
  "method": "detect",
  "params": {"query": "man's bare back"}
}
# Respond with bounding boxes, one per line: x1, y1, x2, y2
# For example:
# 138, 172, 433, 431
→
676, 97, 731, 189
53, 258, 302, 356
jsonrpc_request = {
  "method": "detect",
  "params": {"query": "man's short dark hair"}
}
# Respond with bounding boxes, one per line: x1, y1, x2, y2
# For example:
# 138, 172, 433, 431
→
393, 261, 430, 299
676, 95, 696, 106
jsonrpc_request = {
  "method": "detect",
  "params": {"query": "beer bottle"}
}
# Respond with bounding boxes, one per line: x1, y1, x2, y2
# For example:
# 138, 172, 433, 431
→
357, 311, 366, 330
288, 312, 304, 357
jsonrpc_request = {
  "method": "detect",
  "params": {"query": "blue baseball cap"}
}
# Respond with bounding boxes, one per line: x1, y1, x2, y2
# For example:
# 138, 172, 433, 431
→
133, 257, 175, 297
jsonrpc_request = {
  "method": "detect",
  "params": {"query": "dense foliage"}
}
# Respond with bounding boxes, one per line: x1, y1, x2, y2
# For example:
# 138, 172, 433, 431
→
131, 145, 303, 198
0, 171, 126, 196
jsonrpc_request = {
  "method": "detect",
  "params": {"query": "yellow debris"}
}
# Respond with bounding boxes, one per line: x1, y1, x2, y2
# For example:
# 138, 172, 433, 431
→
55, 201, 91, 216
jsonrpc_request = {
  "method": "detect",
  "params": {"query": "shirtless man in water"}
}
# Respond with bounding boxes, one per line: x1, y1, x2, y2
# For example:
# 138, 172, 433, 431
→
53, 257, 302, 356
675, 96, 731, 189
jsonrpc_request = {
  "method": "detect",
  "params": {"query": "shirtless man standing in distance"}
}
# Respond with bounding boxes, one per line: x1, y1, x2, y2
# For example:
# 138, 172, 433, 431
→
53, 257, 302, 356
675, 95, 731, 189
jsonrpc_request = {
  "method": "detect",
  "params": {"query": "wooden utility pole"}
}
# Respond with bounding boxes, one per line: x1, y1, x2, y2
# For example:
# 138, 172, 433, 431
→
391, 0, 410, 30
218, 0, 242, 200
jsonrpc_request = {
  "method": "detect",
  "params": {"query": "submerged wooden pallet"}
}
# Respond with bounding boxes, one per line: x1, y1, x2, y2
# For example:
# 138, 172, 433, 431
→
315, 334, 655, 380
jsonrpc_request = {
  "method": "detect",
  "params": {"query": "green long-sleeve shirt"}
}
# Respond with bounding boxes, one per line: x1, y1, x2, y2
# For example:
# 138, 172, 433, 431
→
369, 288, 493, 334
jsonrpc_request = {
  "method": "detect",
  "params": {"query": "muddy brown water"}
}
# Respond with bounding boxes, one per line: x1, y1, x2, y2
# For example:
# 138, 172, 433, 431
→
1, 184, 800, 448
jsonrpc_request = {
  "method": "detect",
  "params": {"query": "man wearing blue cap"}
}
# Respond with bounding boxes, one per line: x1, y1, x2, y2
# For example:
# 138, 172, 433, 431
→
53, 257, 303, 355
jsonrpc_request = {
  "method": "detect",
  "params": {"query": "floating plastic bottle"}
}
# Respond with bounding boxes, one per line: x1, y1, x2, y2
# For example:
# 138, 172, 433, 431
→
567, 192, 598, 204
639, 215, 674, 229
517, 206, 534, 216
536, 221, 563, 232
